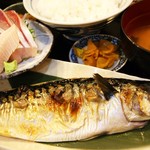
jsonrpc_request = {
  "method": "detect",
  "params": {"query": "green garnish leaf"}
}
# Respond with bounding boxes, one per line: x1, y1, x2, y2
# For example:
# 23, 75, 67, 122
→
4, 60, 18, 74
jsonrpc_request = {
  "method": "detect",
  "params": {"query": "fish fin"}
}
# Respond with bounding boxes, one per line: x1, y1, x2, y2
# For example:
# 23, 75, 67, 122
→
93, 73, 118, 100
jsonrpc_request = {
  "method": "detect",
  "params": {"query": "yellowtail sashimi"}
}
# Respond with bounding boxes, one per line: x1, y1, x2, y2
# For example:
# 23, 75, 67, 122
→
5, 10, 37, 48
0, 24, 19, 73
0, 9, 38, 64
0, 9, 29, 48
5, 10, 37, 63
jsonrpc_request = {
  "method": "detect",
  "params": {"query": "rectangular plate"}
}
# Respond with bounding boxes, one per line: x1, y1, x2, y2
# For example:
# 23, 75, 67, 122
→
0, 58, 150, 150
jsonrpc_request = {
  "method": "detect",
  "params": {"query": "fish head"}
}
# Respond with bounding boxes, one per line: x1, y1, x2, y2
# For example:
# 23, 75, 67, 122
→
120, 82, 150, 122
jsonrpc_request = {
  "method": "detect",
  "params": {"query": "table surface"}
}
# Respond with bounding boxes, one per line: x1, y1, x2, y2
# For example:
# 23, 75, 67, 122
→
1, 0, 149, 79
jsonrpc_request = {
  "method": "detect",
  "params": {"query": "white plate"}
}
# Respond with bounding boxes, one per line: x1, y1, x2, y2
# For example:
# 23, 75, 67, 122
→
0, 20, 54, 79
32, 59, 148, 80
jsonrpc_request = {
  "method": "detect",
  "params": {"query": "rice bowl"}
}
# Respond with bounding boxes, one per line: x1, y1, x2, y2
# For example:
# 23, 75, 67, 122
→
23, 0, 133, 40
34, 0, 130, 24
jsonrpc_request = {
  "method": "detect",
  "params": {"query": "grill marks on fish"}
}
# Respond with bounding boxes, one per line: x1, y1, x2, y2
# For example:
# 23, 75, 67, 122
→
0, 77, 106, 141
0, 77, 150, 120
119, 82, 150, 121
0, 78, 99, 121
102, 78, 150, 121
0, 74, 150, 142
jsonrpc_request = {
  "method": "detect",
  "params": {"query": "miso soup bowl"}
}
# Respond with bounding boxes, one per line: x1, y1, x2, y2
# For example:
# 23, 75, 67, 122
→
121, 0, 150, 74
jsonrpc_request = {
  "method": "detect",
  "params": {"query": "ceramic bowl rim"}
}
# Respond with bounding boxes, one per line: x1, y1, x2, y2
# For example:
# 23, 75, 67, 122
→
69, 34, 128, 71
23, 0, 133, 27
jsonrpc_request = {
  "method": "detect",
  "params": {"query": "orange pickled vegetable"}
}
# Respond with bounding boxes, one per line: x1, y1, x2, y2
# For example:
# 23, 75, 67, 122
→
73, 47, 84, 58
96, 57, 109, 68
83, 56, 96, 66
99, 39, 117, 54
74, 39, 120, 69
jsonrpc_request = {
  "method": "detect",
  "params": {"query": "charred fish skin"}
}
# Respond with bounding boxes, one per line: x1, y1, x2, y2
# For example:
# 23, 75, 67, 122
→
97, 77, 150, 122
0, 77, 95, 108
0, 74, 149, 142
117, 80, 150, 122
0, 77, 104, 141
102, 78, 150, 121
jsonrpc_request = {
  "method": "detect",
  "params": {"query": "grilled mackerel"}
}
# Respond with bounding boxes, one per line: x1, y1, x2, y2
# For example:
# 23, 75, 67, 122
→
0, 74, 149, 142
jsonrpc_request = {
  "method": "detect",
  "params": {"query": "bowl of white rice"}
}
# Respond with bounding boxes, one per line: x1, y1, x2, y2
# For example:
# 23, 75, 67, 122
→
23, 0, 133, 40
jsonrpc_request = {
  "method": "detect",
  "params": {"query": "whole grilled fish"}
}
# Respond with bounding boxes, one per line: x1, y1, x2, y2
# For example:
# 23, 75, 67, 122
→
0, 74, 150, 142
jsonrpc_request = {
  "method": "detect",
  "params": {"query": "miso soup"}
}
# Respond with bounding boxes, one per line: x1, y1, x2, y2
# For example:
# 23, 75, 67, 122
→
129, 25, 150, 51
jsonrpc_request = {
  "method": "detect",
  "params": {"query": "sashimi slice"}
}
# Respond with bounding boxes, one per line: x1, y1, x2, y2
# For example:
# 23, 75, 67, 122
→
5, 10, 37, 49
0, 28, 5, 34
0, 9, 11, 30
0, 24, 19, 73
5, 10, 38, 61
0, 9, 30, 48
9, 47, 37, 64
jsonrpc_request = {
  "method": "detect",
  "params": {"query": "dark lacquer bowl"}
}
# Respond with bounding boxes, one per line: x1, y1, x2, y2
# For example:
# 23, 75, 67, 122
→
121, 0, 150, 74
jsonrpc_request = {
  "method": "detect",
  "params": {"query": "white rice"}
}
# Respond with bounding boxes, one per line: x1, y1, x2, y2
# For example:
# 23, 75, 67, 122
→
35, 0, 127, 24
